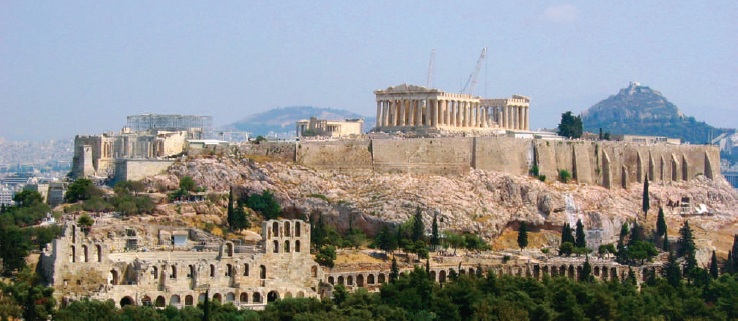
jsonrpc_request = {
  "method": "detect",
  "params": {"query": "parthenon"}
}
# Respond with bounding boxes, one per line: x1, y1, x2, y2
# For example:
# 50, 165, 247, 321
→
374, 84, 530, 132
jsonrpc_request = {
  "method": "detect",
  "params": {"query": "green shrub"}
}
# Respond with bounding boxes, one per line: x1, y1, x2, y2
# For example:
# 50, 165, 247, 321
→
558, 170, 572, 183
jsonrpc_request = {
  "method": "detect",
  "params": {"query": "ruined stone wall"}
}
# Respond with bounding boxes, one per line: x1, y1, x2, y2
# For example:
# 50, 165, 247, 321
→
296, 140, 372, 172
474, 137, 531, 176
237, 142, 297, 162
295, 137, 719, 189
371, 138, 472, 175
114, 159, 175, 183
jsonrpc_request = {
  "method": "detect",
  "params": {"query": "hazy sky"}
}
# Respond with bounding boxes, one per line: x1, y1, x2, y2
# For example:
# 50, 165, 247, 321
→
2, 1, 736, 141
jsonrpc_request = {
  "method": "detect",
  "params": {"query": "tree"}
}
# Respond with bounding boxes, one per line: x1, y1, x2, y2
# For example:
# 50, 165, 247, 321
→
558, 169, 572, 183
310, 212, 327, 249
678, 220, 698, 275
724, 251, 734, 274
709, 250, 719, 279
443, 231, 466, 255
376, 225, 398, 255
12, 190, 43, 208
227, 187, 235, 230
663, 230, 670, 252
642, 176, 650, 218
560, 223, 575, 247
732, 234, 738, 273
517, 222, 528, 251
231, 204, 250, 231
389, 257, 399, 283
557, 111, 583, 139
77, 214, 94, 233
316, 245, 336, 268
579, 256, 592, 282
245, 190, 281, 220
656, 207, 667, 248
179, 176, 196, 192
65, 178, 101, 203
430, 214, 440, 251
559, 242, 574, 256
411, 207, 425, 243
0, 224, 30, 276
574, 219, 586, 249
663, 251, 682, 287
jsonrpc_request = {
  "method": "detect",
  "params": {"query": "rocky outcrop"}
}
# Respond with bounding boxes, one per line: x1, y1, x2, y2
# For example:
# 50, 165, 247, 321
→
146, 155, 738, 257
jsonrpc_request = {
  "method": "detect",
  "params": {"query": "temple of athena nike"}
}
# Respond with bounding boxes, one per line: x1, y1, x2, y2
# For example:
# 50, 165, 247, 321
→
374, 84, 530, 132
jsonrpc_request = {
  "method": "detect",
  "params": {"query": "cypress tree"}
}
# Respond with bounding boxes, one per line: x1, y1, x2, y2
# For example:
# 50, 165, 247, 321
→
732, 235, 738, 272
579, 256, 592, 282
663, 230, 670, 252
202, 289, 210, 321
678, 221, 698, 277
616, 222, 629, 263
724, 251, 734, 274
663, 251, 681, 287
656, 207, 667, 238
430, 213, 439, 250
575, 219, 586, 249
411, 207, 425, 242
517, 221, 528, 251
709, 250, 719, 279
390, 257, 399, 283
227, 186, 235, 230
642, 175, 650, 219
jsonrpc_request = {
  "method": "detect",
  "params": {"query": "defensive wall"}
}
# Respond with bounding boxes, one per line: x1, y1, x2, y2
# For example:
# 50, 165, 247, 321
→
114, 159, 176, 183
296, 137, 720, 188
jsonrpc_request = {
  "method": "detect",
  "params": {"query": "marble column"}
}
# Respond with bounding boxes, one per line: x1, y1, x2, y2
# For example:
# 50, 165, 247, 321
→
524, 106, 529, 130
400, 100, 407, 126
432, 100, 439, 127
417, 100, 424, 126
376, 101, 381, 128
383, 102, 389, 127
408, 100, 414, 126
518, 106, 523, 130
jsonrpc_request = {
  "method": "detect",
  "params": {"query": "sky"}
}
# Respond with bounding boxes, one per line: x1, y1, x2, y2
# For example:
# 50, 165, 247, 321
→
1, 1, 736, 141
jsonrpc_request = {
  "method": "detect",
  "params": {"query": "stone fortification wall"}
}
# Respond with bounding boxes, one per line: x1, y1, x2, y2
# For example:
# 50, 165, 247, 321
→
473, 137, 531, 176
295, 137, 720, 189
237, 142, 297, 162
371, 138, 472, 175
296, 140, 372, 172
114, 159, 175, 183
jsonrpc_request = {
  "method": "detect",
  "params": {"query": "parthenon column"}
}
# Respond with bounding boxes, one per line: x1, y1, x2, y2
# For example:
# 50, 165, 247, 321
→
376, 101, 382, 128
383, 102, 389, 127
524, 106, 529, 130
513, 106, 519, 130
518, 106, 523, 130
417, 100, 424, 126
408, 100, 414, 126
431, 100, 438, 127
400, 101, 407, 126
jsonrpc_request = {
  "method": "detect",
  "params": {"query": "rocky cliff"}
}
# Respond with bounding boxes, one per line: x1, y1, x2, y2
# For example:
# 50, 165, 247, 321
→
146, 155, 738, 260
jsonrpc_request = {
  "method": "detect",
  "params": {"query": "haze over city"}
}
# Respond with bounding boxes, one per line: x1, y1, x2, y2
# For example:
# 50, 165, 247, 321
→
1, 1, 736, 141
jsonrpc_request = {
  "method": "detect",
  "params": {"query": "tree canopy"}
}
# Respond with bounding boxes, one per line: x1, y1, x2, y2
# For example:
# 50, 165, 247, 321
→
557, 111, 583, 139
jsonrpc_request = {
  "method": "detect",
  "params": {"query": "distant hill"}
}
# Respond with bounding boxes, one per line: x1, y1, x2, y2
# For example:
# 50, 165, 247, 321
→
582, 82, 731, 144
224, 106, 375, 136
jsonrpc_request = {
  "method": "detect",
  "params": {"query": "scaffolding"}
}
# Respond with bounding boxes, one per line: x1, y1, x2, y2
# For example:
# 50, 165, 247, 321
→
126, 114, 213, 136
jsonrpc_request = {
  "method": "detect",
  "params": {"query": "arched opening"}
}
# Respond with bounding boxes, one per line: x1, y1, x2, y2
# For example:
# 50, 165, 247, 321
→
338, 276, 345, 285
96, 244, 102, 262
155, 295, 165, 307
285, 221, 291, 237
82, 245, 89, 262
429, 271, 436, 281
120, 296, 134, 307
243, 263, 250, 276
378, 273, 386, 284
297, 291, 305, 298
240, 292, 248, 304
188, 265, 195, 278
273, 240, 279, 253
295, 240, 301, 252
576, 266, 583, 279
267, 291, 279, 302
568, 266, 575, 278
210, 264, 216, 277
252, 292, 262, 303
469, 268, 476, 276
439, 270, 447, 283
213, 293, 222, 302
560, 265, 567, 277
70, 246, 76, 263
347, 275, 354, 286
611, 268, 618, 280
109, 270, 119, 285
170, 266, 177, 279
141, 296, 152, 307
459, 269, 466, 276
226, 292, 235, 303
328, 276, 335, 285
260, 265, 267, 279
602, 266, 609, 279
594, 266, 600, 277
185, 295, 194, 306
198, 294, 206, 303
284, 240, 290, 253
295, 221, 301, 237
356, 274, 364, 287
225, 264, 233, 277
542, 266, 549, 277
272, 222, 279, 237
533, 266, 540, 279
368, 274, 375, 284
226, 243, 234, 257
152, 266, 158, 279
311, 266, 317, 277
170, 295, 181, 305
284, 292, 292, 299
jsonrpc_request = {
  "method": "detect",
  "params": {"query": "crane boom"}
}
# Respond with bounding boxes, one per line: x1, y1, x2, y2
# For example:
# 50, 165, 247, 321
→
462, 47, 487, 95
426, 49, 436, 88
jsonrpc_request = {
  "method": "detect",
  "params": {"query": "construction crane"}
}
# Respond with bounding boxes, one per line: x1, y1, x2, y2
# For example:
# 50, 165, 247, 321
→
461, 47, 487, 95
426, 49, 436, 88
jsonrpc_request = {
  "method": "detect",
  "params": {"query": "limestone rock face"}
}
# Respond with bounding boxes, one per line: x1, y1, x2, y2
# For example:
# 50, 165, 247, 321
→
146, 156, 738, 255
